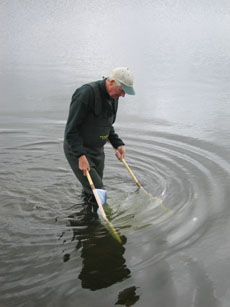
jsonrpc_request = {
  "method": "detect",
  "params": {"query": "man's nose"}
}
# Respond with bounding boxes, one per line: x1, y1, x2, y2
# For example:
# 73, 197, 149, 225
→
121, 91, 125, 97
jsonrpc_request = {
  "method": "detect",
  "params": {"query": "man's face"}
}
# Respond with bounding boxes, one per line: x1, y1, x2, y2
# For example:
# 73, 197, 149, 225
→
107, 80, 125, 99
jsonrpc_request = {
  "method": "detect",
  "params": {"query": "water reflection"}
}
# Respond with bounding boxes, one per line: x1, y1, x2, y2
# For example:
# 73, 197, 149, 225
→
66, 204, 130, 291
115, 286, 140, 306
177, 255, 219, 307
130, 224, 178, 307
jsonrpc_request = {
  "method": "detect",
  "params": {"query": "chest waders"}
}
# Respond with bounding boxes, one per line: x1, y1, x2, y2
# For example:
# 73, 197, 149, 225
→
64, 82, 118, 195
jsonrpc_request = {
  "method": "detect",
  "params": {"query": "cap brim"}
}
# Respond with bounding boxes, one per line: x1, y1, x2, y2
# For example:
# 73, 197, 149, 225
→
120, 82, 135, 95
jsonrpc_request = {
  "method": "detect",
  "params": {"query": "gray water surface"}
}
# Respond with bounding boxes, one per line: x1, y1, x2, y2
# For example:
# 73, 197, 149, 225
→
1, 1, 230, 306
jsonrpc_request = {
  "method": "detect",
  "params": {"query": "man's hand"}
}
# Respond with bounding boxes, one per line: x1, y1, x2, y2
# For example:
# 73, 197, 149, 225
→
78, 155, 90, 176
115, 145, 125, 161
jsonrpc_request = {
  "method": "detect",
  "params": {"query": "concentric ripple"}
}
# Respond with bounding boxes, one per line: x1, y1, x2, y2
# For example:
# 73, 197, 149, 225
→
104, 129, 230, 267
1, 122, 230, 304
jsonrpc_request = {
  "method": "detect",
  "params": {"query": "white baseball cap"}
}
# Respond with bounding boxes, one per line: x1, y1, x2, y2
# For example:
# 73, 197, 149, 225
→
109, 67, 135, 95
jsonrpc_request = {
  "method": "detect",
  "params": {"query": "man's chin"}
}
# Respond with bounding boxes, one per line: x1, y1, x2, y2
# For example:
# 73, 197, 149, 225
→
111, 95, 121, 99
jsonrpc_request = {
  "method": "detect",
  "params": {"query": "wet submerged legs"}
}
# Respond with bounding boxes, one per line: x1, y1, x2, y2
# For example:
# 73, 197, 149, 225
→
63, 141, 105, 195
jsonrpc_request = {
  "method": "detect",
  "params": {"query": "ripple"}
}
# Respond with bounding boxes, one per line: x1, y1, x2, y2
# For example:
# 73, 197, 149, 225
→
0, 129, 27, 135
1, 123, 230, 303
104, 130, 230, 268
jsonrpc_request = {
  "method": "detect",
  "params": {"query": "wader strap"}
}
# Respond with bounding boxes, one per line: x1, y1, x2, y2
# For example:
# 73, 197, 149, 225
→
113, 98, 118, 113
87, 82, 102, 116
87, 82, 118, 116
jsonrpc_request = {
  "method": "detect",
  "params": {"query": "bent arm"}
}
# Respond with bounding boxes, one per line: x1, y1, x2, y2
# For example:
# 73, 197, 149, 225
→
108, 126, 125, 160
64, 86, 92, 158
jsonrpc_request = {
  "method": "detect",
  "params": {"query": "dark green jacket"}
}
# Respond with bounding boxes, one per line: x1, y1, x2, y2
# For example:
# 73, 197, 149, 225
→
64, 79, 124, 158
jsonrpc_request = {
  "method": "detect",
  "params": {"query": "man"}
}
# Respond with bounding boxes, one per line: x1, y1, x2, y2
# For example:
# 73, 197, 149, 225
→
64, 67, 135, 206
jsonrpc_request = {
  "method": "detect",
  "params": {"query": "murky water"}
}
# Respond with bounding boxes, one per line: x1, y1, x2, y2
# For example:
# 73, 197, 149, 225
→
1, 1, 230, 306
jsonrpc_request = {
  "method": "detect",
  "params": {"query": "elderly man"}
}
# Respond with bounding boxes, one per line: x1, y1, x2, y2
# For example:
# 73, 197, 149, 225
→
64, 67, 135, 206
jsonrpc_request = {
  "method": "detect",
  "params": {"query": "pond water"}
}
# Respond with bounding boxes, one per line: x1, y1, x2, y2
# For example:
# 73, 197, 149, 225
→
1, 1, 230, 306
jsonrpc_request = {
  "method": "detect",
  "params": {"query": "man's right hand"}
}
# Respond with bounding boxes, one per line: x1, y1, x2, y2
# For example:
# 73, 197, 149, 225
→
78, 155, 90, 176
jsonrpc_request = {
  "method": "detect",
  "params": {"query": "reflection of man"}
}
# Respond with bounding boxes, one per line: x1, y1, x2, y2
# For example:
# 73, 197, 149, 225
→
64, 67, 135, 206
66, 206, 130, 291
115, 286, 140, 306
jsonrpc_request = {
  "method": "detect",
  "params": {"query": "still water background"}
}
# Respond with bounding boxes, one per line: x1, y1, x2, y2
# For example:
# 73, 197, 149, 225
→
1, 1, 230, 306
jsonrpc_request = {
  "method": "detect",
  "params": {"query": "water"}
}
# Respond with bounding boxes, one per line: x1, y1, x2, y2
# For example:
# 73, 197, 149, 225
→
1, 1, 230, 306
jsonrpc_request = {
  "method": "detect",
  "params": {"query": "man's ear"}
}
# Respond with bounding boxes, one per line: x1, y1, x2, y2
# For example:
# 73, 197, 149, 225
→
110, 79, 115, 85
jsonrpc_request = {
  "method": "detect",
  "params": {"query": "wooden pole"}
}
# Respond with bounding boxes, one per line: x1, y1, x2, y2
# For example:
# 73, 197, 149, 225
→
86, 171, 122, 243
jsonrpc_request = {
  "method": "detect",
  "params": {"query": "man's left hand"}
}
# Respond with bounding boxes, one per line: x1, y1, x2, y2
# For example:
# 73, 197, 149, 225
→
115, 145, 125, 161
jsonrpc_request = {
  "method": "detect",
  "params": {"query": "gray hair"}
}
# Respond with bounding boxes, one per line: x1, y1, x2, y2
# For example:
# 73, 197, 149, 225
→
107, 77, 121, 87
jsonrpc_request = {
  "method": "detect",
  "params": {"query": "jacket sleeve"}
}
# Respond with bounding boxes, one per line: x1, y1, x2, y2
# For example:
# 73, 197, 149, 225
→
64, 86, 93, 158
108, 125, 125, 149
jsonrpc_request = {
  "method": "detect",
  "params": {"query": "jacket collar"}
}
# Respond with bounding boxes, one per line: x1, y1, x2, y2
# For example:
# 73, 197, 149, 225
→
98, 78, 111, 99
